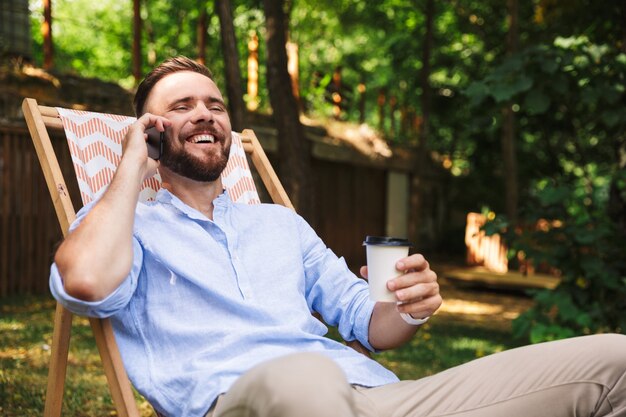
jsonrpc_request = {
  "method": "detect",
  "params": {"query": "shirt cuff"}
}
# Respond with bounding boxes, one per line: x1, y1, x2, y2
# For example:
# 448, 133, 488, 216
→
352, 297, 378, 352
49, 263, 134, 318
48, 238, 143, 318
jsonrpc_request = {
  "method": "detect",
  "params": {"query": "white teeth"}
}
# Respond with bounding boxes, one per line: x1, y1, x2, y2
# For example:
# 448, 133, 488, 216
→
190, 134, 215, 144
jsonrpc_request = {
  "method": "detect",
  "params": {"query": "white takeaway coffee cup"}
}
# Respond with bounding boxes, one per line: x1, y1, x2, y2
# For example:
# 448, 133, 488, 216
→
363, 236, 412, 302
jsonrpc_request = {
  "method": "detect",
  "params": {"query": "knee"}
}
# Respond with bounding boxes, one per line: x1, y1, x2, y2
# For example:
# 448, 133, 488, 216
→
571, 333, 626, 374
257, 352, 348, 392
594, 333, 626, 361
249, 353, 352, 414
583, 333, 626, 354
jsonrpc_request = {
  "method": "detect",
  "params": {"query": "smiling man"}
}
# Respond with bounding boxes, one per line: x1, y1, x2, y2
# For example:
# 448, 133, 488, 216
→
50, 56, 626, 417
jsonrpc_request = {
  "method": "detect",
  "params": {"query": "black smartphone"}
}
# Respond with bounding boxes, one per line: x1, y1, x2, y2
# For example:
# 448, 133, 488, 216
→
145, 127, 165, 160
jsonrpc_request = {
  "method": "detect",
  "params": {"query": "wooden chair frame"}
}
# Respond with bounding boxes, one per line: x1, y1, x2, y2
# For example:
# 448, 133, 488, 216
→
22, 97, 294, 417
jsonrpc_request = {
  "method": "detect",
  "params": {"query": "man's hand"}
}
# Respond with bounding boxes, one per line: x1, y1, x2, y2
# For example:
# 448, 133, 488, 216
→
361, 253, 442, 320
363, 254, 443, 350
122, 113, 171, 180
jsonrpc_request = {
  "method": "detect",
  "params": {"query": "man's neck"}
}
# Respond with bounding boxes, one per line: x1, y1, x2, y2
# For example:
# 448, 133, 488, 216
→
160, 170, 224, 220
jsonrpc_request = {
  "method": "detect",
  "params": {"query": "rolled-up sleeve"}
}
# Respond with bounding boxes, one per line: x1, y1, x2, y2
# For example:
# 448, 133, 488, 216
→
297, 213, 377, 352
48, 200, 144, 318
49, 237, 143, 318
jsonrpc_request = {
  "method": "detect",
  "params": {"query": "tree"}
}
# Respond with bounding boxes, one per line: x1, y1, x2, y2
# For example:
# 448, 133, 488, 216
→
132, 0, 142, 83
262, 0, 313, 219
215, 0, 246, 131
42, 0, 53, 69
197, 1, 207, 64
501, 0, 520, 223
418, 0, 434, 148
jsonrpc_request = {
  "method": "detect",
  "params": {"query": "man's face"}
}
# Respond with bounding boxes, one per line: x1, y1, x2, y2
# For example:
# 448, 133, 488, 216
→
144, 71, 232, 182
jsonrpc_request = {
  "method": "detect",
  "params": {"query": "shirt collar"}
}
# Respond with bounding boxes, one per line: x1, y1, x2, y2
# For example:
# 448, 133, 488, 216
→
155, 188, 231, 221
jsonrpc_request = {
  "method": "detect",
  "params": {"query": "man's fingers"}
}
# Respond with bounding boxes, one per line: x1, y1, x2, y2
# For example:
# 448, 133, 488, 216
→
397, 293, 443, 318
396, 253, 428, 272
388, 268, 437, 291
394, 281, 439, 303
137, 112, 171, 130
359, 265, 368, 280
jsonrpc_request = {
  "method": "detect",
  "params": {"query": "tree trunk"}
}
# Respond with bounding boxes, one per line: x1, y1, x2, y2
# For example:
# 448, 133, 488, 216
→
247, 31, 260, 111
42, 0, 53, 70
262, 0, 312, 219
419, 0, 434, 147
377, 89, 386, 132
502, 0, 519, 223
358, 81, 366, 124
215, 0, 246, 131
608, 2, 626, 235
621, 2, 626, 54
132, 0, 142, 83
197, 2, 207, 66
408, 0, 434, 249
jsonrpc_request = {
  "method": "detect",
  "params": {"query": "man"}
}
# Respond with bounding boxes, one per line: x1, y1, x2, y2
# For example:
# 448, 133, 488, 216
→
51, 56, 626, 417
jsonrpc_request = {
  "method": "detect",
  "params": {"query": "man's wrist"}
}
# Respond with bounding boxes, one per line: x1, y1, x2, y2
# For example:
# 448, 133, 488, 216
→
400, 312, 430, 326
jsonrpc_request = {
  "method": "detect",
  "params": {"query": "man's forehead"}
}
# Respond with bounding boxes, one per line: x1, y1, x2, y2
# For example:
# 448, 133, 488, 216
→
147, 71, 222, 107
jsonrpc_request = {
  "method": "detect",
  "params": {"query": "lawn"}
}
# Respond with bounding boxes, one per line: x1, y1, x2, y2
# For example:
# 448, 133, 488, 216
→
0, 280, 531, 416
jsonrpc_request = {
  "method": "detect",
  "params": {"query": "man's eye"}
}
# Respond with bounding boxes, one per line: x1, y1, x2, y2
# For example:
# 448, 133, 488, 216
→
210, 106, 225, 112
173, 105, 189, 111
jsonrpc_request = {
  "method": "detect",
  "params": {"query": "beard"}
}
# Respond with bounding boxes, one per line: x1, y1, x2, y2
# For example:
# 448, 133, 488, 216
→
160, 131, 231, 182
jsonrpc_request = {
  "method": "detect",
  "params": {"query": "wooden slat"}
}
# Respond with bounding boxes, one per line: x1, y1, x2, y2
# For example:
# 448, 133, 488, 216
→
22, 98, 76, 417
42, 116, 64, 131
1, 133, 11, 296
43, 304, 73, 417
22, 99, 76, 234
241, 129, 294, 210
40, 105, 60, 117
90, 318, 140, 417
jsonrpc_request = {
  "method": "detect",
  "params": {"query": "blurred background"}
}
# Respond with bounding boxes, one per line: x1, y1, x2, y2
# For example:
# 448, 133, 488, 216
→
0, 2, 624, 414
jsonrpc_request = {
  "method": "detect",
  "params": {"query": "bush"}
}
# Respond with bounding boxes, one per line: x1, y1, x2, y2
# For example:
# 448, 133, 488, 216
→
487, 177, 626, 343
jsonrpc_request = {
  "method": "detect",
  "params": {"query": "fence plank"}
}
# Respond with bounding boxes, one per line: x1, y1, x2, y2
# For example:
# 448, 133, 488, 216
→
1, 134, 10, 296
0, 127, 67, 296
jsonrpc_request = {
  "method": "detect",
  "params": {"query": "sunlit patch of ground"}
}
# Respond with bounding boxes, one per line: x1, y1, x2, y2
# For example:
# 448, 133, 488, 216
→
440, 298, 522, 320
436, 278, 534, 332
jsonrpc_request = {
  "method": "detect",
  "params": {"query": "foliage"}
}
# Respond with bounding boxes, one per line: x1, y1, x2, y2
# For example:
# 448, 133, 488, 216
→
486, 178, 626, 342
29, 0, 136, 87
473, 36, 626, 342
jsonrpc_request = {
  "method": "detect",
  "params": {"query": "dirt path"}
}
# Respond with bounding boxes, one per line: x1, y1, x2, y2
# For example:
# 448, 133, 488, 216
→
436, 277, 535, 332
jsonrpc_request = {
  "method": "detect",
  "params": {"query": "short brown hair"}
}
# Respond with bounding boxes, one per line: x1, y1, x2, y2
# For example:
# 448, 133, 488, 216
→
133, 56, 214, 116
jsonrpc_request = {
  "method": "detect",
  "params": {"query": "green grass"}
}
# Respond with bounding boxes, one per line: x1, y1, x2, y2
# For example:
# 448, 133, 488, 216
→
1, 294, 523, 416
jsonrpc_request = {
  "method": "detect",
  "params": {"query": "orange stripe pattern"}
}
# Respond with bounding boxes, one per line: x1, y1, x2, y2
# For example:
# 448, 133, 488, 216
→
56, 108, 261, 206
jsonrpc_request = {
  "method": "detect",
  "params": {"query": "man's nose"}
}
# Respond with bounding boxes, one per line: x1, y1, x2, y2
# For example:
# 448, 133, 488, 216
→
191, 102, 214, 123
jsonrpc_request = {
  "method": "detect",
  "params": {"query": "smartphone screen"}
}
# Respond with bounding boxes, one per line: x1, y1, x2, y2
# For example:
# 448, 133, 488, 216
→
145, 127, 164, 160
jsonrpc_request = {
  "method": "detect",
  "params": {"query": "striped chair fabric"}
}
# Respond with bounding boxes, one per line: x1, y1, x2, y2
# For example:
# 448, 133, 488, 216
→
56, 107, 261, 205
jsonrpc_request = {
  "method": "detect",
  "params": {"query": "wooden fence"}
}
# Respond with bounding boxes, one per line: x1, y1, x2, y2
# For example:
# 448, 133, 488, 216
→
464, 212, 508, 273
1, 127, 53, 295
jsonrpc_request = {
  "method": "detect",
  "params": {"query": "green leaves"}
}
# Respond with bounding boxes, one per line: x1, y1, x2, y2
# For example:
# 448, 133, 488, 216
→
523, 90, 550, 114
491, 75, 533, 102
509, 173, 626, 342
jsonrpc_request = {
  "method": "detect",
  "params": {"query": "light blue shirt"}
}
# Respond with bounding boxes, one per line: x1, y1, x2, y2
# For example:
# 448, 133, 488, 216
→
50, 189, 399, 417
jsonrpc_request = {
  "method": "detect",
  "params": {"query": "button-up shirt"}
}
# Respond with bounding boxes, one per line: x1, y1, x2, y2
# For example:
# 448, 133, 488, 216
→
50, 190, 399, 417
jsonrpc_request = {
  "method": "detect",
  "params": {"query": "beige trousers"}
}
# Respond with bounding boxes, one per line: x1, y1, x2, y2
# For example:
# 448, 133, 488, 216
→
207, 334, 626, 417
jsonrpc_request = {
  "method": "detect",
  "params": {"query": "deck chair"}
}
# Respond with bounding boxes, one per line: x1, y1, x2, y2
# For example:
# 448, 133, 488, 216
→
22, 97, 368, 417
